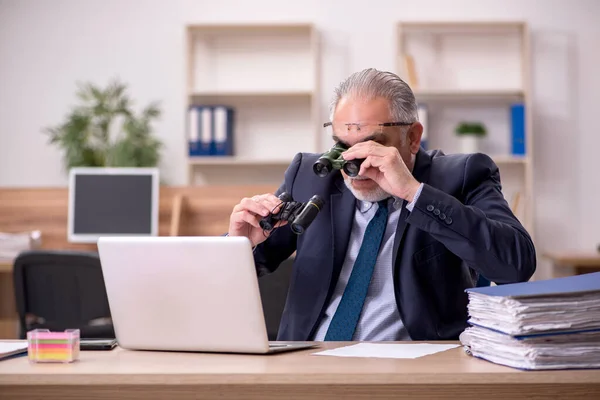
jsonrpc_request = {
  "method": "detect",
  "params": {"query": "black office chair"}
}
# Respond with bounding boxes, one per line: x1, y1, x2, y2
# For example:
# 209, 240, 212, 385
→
258, 257, 294, 340
13, 250, 115, 339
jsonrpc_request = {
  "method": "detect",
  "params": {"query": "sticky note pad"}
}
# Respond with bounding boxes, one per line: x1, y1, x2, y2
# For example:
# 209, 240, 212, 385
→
27, 329, 80, 363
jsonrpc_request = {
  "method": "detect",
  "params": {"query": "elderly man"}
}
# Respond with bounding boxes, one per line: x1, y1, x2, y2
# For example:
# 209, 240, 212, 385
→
228, 68, 536, 342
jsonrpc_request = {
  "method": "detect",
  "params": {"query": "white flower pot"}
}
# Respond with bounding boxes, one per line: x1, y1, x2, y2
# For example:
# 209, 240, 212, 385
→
458, 135, 480, 154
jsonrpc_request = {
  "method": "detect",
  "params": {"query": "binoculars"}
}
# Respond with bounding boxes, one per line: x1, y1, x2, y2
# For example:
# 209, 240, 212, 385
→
259, 192, 324, 235
313, 142, 364, 178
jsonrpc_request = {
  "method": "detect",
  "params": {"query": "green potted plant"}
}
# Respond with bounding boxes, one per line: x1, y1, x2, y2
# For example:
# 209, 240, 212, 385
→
455, 121, 486, 154
45, 79, 163, 171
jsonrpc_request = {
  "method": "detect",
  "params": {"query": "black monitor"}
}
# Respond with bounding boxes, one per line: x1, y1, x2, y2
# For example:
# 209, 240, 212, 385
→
67, 168, 159, 243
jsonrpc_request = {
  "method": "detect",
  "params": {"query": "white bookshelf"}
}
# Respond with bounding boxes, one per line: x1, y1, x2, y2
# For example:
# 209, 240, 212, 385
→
490, 154, 528, 164
397, 21, 534, 235
414, 89, 524, 103
185, 23, 321, 185
188, 156, 292, 166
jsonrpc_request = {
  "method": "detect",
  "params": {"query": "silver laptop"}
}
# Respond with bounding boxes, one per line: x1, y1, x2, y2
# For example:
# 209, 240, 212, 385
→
97, 236, 317, 354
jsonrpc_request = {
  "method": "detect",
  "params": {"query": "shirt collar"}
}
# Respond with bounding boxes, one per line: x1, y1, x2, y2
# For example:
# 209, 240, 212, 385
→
356, 196, 404, 213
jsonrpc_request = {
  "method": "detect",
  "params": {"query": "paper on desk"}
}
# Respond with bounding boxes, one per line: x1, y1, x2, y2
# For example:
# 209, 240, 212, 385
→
0, 341, 28, 360
313, 343, 460, 359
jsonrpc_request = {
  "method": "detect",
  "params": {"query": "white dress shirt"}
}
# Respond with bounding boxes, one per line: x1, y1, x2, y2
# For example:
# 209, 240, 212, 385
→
312, 183, 424, 341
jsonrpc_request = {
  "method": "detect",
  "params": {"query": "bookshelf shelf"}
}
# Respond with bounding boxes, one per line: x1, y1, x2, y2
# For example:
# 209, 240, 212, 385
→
188, 157, 293, 166
398, 21, 525, 34
187, 23, 315, 34
414, 89, 524, 103
397, 21, 534, 236
185, 23, 321, 185
189, 91, 313, 101
190, 154, 525, 166
491, 155, 528, 164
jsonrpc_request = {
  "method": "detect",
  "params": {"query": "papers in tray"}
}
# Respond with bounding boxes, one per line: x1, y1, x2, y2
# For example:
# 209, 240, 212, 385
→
460, 272, 600, 370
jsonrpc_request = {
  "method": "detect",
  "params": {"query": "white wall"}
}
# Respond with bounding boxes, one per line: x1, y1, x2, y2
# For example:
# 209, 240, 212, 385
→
1, 0, 599, 277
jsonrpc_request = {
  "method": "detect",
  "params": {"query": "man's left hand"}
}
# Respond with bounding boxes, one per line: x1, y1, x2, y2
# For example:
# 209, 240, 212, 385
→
342, 141, 421, 202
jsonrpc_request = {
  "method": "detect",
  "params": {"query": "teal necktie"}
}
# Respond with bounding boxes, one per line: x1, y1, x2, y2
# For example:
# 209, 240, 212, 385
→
325, 200, 389, 341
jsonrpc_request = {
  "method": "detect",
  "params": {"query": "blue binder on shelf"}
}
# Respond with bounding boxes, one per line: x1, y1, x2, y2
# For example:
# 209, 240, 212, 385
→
187, 105, 212, 156
510, 103, 525, 155
211, 105, 234, 156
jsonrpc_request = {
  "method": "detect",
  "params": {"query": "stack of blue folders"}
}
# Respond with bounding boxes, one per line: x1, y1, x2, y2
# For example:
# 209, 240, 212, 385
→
460, 272, 600, 370
187, 105, 234, 157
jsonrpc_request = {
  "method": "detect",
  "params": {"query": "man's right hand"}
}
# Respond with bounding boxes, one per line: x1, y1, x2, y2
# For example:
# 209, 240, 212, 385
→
228, 193, 286, 247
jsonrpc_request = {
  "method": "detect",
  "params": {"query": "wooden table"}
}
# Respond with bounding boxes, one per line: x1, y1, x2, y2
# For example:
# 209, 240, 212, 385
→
1, 342, 599, 399
543, 251, 600, 278
0, 261, 11, 273
0, 260, 18, 340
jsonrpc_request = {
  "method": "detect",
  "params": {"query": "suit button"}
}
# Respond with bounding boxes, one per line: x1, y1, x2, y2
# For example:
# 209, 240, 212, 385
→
433, 209, 440, 216
427, 205, 434, 212
439, 213, 446, 220
445, 217, 453, 224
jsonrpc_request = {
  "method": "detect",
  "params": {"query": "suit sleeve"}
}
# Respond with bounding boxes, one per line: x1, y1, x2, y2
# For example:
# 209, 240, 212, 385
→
252, 153, 303, 277
405, 153, 536, 284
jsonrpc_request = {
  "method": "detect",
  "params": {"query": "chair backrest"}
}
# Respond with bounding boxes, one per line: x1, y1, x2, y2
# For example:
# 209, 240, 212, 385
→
13, 250, 114, 339
257, 257, 293, 340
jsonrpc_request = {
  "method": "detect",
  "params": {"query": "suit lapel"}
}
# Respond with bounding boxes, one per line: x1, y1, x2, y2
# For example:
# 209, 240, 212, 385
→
307, 177, 354, 340
393, 148, 433, 259
330, 178, 355, 289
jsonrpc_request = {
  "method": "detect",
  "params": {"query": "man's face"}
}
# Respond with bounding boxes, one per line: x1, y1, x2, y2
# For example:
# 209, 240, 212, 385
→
331, 96, 419, 202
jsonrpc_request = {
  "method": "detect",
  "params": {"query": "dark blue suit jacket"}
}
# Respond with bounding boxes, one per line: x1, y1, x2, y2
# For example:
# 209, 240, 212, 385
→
253, 148, 536, 341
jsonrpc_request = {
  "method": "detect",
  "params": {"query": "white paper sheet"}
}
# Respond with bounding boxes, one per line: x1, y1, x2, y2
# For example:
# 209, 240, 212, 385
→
0, 341, 28, 359
313, 343, 460, 359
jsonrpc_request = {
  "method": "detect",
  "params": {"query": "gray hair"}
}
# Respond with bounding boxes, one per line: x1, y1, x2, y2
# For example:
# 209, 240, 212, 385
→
329, 68, 419, 123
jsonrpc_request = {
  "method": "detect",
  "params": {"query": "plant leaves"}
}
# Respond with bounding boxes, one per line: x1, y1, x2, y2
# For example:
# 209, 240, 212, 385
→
45, 78, 162, 171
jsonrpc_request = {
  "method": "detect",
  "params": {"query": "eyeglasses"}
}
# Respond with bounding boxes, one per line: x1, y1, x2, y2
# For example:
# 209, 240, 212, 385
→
323, 121, 414, 136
